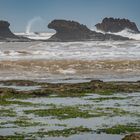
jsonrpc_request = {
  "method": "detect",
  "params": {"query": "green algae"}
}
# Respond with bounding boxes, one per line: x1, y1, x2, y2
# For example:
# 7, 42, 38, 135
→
0, 135, 25, 140
24, 106, 95, 119
0, 108, 16, 117
99, 124, 140, 134
0, 80, 140, 98
0, 99, 41, 106
34, 126, 92, 137
87, 96, 128, 102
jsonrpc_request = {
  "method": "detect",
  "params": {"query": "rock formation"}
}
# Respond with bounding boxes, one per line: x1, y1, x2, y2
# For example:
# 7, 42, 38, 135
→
0, 20, 31, 42
95, 17, 140, 33
122, 133, 140, 140
47, 19, 130, 42
0, 21, 17, 39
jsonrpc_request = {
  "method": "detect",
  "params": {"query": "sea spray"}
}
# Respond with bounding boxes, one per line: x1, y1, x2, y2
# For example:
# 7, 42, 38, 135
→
26, 17, 43, 34
112, 28, 140, 40
95, 28, 140, 40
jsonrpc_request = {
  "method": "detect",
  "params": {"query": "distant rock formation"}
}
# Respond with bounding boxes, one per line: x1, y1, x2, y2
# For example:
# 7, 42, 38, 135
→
95, 17, 140, 33
122, 133, 140, 140
0, 21, 17, 39
0, 20, 31, 42
47, 19, 130, 42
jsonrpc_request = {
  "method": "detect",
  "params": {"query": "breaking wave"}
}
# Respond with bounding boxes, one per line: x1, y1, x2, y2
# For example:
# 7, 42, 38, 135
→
111, 28, 140, 40
15, 32, 54, 40
0, 41, 140, 60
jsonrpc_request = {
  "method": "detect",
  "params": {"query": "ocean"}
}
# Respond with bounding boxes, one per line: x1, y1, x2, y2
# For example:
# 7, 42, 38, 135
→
0, 30, 140, 82
0, 30, 140, 140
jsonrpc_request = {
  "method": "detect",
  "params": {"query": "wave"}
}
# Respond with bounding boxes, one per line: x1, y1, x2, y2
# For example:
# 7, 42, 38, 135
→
16, 28, 140, 41
15, 32, 54, 40
93, 28, 140, 40
0, 59, 140, 82
111, 28, 140, 40
0, 41, 140, 60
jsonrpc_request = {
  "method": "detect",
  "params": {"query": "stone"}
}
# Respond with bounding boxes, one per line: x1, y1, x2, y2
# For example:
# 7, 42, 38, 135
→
0, 20, 31, 42
95, 17, 140, 33
47, 19, 130, 42
122, 133, 140, 140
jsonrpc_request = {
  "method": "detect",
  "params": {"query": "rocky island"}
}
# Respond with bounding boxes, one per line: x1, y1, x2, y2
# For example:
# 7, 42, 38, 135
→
47, 19, 129, 42
0, 20, 31, 42
95, 17, 140, 33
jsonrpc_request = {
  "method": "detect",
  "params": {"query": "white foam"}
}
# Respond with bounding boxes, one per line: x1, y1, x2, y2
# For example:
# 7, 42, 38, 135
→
109, 28, 140, 40
15, 32, 54, 40
58, 68, 76, 74
0, 40, 140, 60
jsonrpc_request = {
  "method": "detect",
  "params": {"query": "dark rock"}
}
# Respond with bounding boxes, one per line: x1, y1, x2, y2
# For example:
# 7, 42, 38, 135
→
122, 133, 140, 140
48, 19, 130, 42
0, 20, 31, 42
48, 20, 92, 41
0, 20, 17, 39
95, 17, 140, 33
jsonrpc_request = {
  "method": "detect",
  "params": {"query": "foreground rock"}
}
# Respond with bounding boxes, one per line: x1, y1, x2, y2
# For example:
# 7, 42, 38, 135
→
47, 19, 130, 42
0, 20, 31, 42
95, 17, 140, 33
122, 133, 140, 140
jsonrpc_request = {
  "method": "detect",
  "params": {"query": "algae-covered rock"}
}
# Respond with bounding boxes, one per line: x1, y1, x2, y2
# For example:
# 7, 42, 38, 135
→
122, 133, 140, 140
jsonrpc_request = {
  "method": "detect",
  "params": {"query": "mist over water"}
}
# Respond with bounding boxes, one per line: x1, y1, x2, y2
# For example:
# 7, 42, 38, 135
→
25, 17, 43, 34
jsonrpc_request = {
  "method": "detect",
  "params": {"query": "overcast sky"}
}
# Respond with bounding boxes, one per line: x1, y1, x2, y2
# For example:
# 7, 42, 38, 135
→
0, 0, 139, 32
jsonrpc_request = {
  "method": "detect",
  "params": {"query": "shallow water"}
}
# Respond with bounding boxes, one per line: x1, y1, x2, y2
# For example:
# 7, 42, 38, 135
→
0, 41, 140, 82
46, 134, 124, 140
0, 84, 41, 91
0, 92, 139, 139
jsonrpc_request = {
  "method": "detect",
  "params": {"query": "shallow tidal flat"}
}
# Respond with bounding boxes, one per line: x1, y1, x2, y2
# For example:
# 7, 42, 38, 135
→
0, 41, 140, 139
0, 80, 140, 139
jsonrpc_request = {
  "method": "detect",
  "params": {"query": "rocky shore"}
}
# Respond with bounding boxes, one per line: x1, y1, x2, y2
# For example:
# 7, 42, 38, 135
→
0, 80, 140, 97
0, 79, 140, 139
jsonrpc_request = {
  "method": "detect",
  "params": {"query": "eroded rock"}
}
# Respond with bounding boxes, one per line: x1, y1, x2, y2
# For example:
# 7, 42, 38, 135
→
48, 19, 130, 41
95, 17, 140, 33
0, 20, 31, 42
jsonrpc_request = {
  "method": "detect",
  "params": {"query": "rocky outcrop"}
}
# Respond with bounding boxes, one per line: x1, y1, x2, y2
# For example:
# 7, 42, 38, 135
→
122, 133, 140, 140
0, 20, 31, 42
47, 19, 130, 42
0, 21, 17, 39
95, 17, 140, 33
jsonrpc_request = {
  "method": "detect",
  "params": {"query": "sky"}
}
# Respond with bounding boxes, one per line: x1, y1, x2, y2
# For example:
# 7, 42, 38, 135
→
0, 0, 140, 32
